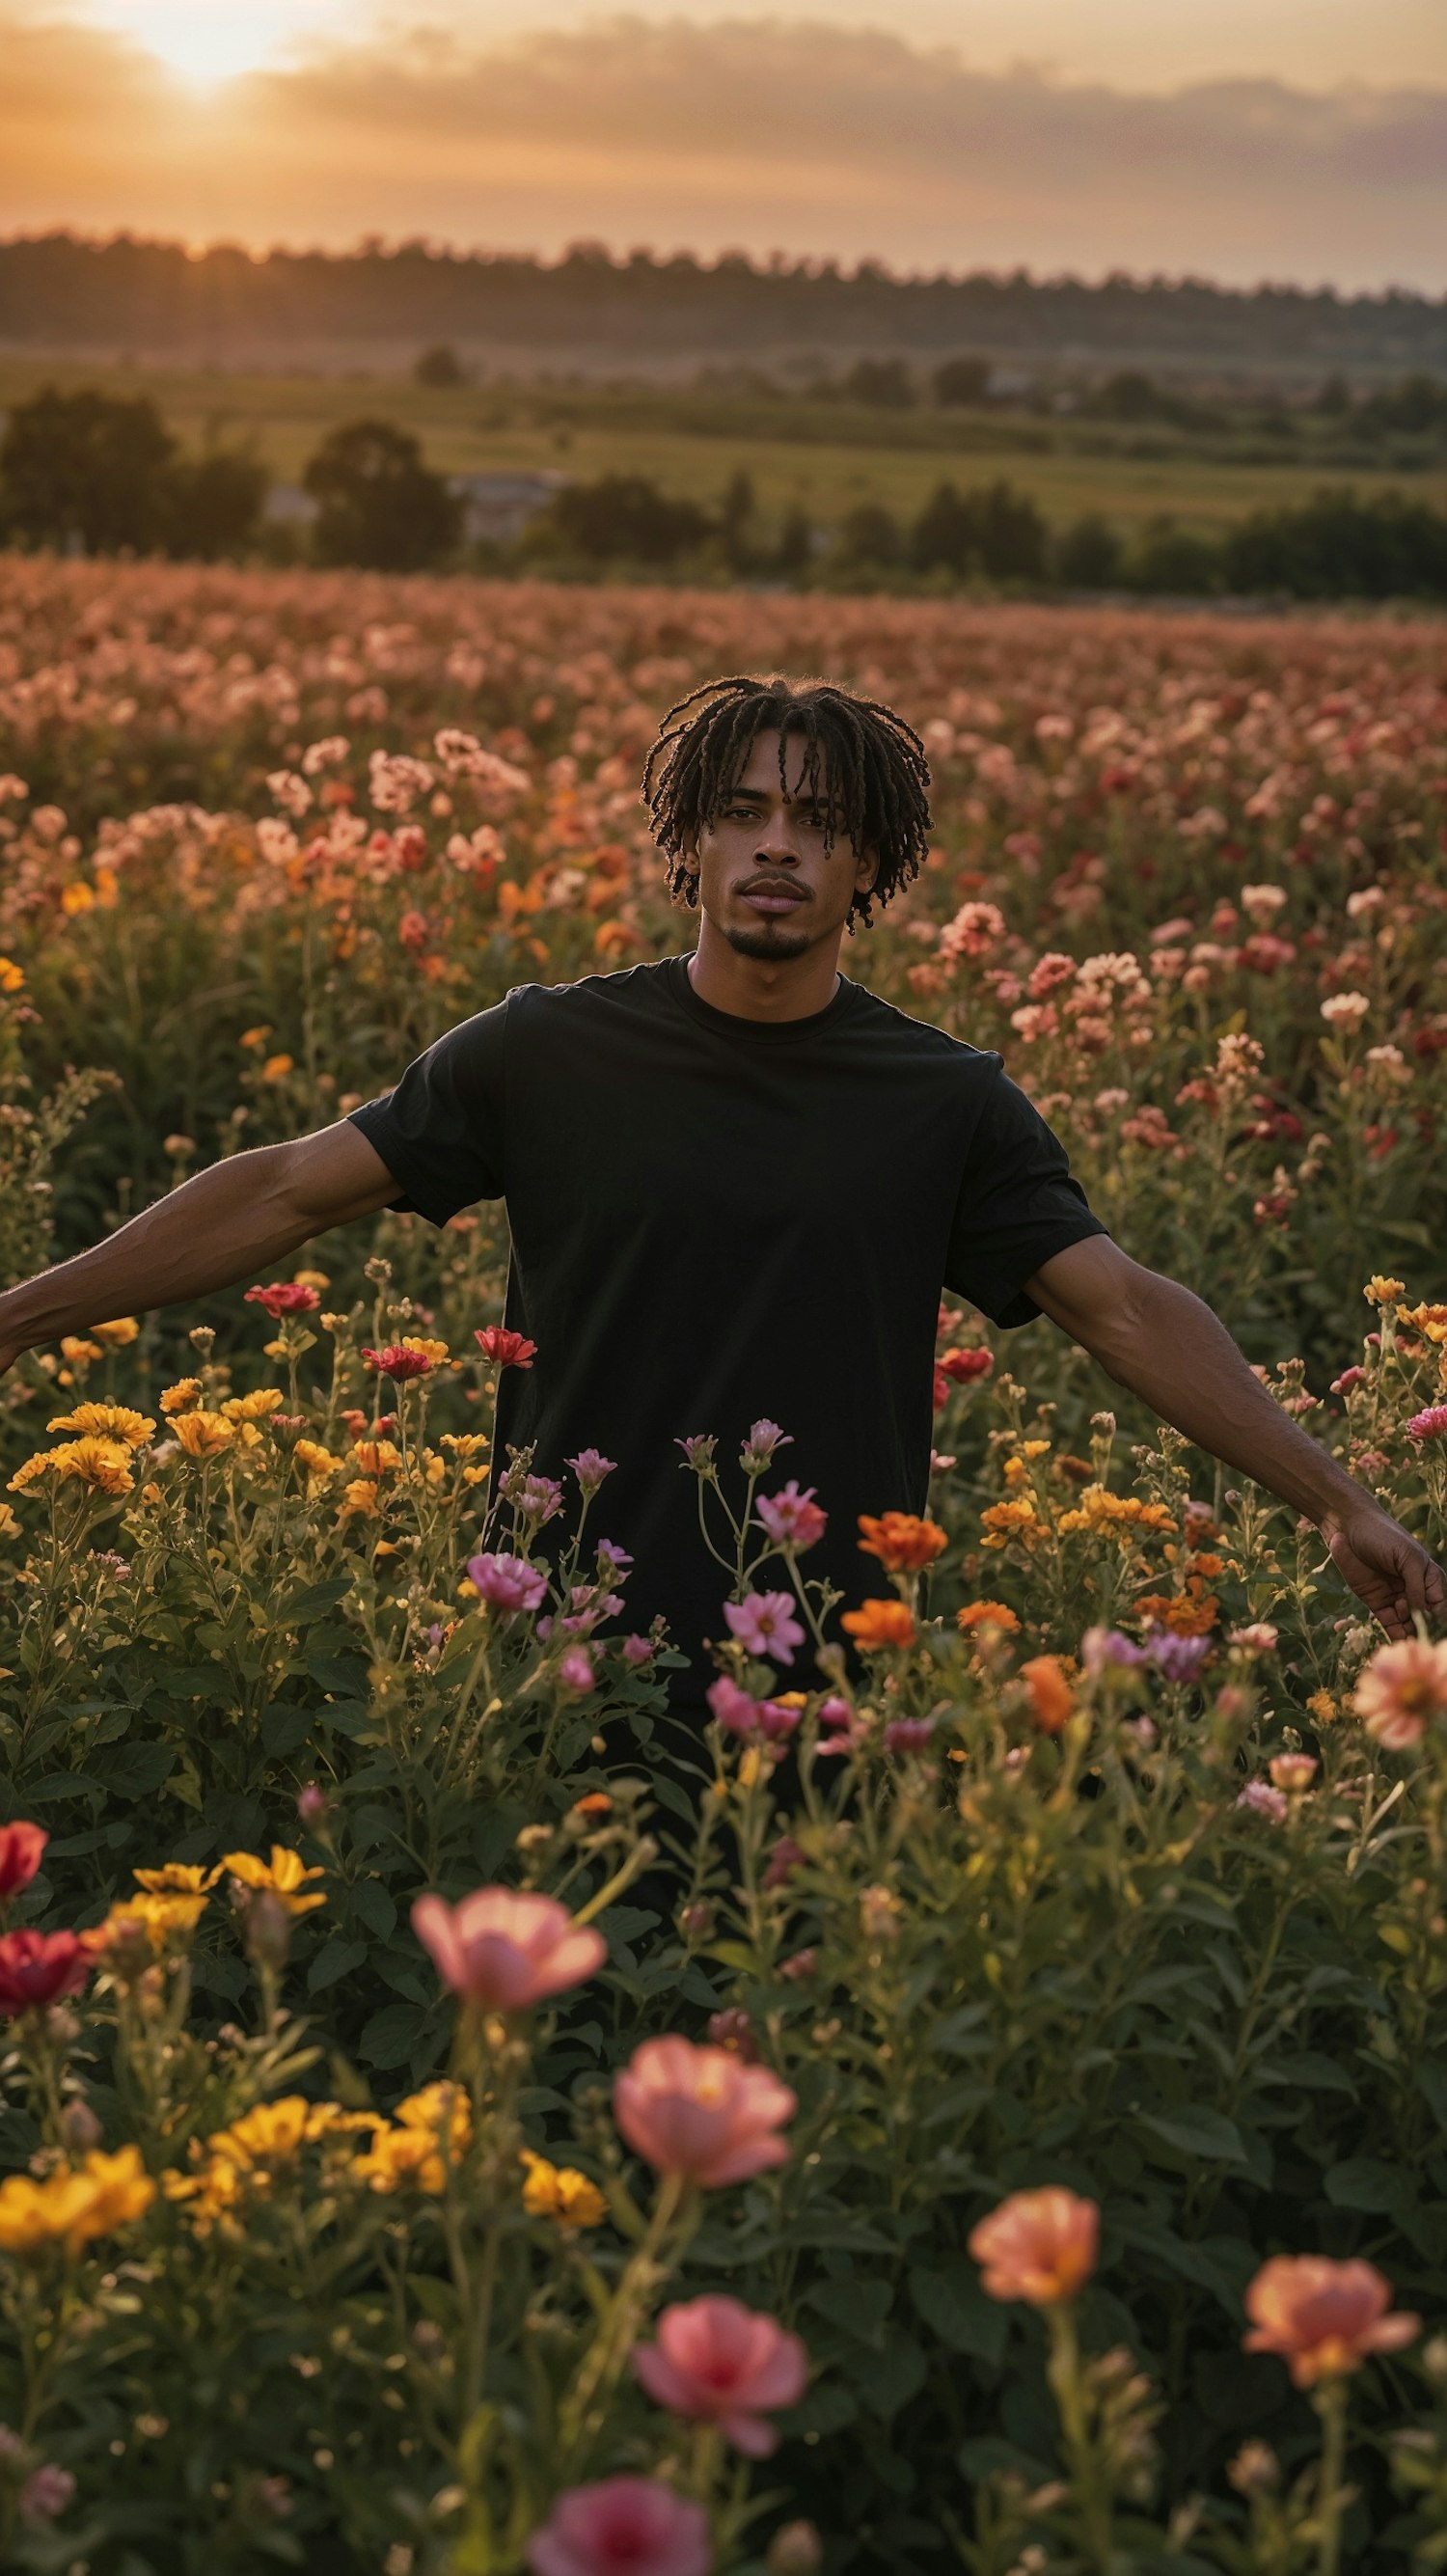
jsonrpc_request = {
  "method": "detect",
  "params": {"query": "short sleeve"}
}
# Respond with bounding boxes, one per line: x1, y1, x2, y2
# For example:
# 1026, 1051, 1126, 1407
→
945, 1064, 1108, 1328
346, 1000, 507, 1227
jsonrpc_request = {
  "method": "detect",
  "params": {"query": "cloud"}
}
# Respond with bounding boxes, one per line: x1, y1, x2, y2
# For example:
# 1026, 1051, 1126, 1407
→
1, 9, 1445, 289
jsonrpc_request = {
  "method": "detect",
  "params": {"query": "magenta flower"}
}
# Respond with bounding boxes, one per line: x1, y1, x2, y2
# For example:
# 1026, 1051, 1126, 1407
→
467, 1552, 547, 1614
1080, 1627, 1148, 1674
1406, 1405, 1447, 1444
757, 1701, 802, 1740
724, 1592, 805, 1666
622, 1633, 655, 1667
558, 1647, 596, 1693
741, 1419, 792, 1471
756, 1481, 828, 1551
675, 1434, 717, 1471
1145, 1630, 1212, 1683
527, 2476, 711, 2576
762, 1834, 805, 1890
565, 1448, 616, 1493
1237, 1780, 1289, 1823
631, 2294, 808, 2456
707, 1674, 763, 1736
884, 1716, 936, 1753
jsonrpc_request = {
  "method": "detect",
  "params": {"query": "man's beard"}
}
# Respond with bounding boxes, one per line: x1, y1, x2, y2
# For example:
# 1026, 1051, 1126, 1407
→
723, 918, 814, 962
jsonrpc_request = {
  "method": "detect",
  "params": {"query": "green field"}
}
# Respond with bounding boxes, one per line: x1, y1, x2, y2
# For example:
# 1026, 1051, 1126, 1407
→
2, 350, 1444, 535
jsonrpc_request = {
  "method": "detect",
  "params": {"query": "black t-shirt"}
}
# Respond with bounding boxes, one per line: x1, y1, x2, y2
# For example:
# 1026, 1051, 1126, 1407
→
348, 957, 1106, 1697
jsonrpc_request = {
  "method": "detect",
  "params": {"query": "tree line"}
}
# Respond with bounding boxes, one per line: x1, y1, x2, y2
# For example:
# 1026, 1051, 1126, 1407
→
3, 385, 1446, 603
2, 231, 1444, 371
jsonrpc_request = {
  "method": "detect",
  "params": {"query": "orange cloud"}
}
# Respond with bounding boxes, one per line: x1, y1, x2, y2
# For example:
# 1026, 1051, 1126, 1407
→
0, 10, 1444, 288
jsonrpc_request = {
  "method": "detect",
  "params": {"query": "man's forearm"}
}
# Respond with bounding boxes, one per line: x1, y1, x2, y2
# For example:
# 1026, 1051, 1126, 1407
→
1076, 1272, 1364, 1530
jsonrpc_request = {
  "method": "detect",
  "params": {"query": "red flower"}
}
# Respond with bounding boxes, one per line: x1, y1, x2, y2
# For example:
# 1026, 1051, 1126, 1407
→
476, 1327, 537, 1370
938, 1347, 994, 1384
362, 1344, 432, 1381
0, 1822, 46, 1902
244, 1282, 320, 1319
0, 1929, 91, 2014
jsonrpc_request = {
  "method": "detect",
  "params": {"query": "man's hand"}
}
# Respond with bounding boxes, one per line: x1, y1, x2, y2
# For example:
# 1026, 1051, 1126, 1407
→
1323, 1502, 1447, 1642
1027, 1236, 1445, 1637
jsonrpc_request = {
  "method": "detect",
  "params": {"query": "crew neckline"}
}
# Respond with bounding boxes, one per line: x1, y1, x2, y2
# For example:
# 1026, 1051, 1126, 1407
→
664, 952, 861, 1043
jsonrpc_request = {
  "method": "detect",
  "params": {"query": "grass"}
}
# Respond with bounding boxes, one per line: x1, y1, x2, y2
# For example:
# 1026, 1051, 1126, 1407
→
2, 352, 1444, 535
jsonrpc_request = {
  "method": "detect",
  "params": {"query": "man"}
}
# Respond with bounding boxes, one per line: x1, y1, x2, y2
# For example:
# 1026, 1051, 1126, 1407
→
0, 675, 1438, 1702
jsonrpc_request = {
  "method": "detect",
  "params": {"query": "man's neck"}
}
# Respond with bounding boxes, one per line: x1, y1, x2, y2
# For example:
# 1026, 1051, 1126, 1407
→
687, 917, 843, 1023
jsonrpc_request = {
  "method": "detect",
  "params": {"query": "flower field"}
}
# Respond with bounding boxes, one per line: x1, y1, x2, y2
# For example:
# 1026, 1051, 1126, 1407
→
0, 555, 1445, 2572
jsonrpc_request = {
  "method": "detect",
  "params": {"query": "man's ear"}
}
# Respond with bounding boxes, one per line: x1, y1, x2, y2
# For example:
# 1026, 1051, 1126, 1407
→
855, 845, 881, 895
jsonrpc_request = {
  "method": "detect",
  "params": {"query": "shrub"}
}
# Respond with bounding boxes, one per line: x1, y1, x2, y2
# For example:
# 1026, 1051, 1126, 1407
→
303, 418, 463, 572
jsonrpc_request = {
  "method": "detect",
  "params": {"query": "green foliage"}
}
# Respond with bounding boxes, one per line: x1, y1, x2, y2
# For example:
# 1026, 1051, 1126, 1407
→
303, 420, 462, 573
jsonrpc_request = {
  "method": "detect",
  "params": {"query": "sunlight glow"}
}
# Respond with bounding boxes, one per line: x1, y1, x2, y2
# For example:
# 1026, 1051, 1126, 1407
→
82, 0, 347, 88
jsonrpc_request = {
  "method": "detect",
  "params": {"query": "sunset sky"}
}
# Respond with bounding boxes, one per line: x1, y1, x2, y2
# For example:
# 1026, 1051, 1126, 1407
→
4, 0, 1446, 288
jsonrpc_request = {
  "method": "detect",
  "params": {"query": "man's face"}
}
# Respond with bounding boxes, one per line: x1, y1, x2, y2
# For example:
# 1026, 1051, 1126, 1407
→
690, 729, 878, 961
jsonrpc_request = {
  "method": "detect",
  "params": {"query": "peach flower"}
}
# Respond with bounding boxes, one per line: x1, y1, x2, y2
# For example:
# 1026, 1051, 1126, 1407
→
412, 1887, 605, 2011
614, 2036, 795, 2187
1243, 2257, 1418, 2387
1353, 1637, 1447, 1749
631, 2294, 807, 2454
527, 2476, 711, 2576
969, 2187, 1100, 2306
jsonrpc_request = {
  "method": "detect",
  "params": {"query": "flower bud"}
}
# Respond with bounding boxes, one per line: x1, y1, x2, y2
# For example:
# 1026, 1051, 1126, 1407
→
295, 1782, 330, 1831
242, 1889, 292, 1972
58, 2096, 102, 2155
766, 2523, 823, 2575
679, 1901, 714, 1942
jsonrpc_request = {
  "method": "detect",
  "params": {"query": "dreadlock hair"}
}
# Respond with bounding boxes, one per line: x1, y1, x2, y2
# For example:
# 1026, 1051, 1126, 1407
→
642, 673, 932, 931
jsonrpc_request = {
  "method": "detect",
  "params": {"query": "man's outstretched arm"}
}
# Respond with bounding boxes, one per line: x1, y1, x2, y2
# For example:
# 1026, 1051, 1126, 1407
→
0, 1123, 399, 1375
1027, 1234, 1445, 1642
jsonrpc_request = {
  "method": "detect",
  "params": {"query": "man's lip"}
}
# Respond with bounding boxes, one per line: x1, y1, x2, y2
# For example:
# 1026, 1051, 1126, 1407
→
739, 882, 806, 908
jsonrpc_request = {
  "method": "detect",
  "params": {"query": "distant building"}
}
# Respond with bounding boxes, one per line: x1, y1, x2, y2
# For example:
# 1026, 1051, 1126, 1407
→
450, 471, 565, 544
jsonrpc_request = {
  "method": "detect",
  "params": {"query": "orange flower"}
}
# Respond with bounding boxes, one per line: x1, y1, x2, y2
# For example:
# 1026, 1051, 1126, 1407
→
1353, 1637, 1447, 1750
957, 1601, 1022, 1635
840, 1600, 916, 1650
857, 1512, 947, 1573
1020, 1654, 1075, 1734
1135, 1584, 1218, 1637
1243, 2257, 1418, 2387
969, 2187, 1099, 2307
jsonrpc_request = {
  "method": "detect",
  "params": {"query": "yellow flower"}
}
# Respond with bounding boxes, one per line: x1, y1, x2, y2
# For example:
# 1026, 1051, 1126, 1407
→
1054, 1484, 1178, 1540
350, 1439, 401, 1476
292, 1270, 330, 1291
221, 1387, 284, 1422
133, 1863, 216, 1896
173, 1411, 234, 1458
1307, 1688, 1339, 1727
220, 1846, 327, 1916
59, 1337, 103, 1365
90, 1317, 140, 1348
159, 1379, 203, 1415
1364, 1276, 1406, 1305
356, 2085, 472, 2195
92, 1891, 206, 1951
162, 2156, 242, 2233
0, 1502, 18, 1540
7, 1453, 55, 1495
0, 955, 25, 993
0, 2147, 154, 2257
260, 1054, 294, 1082
401, 1336, 450, 1365
519, 2149, 608, 2229
1397, 1302, 1447, 1346
980, 1495, 1045, 1549
46, 1401, 155, 1449
60, 879, 96, 916
339, 1477, 381, 1520
293, 1439, 342, 1483
239, 1025, 272, 1049
49, 1438, 134, 1495
208, 2098, 315, 2173
441, 1434, 488, 1460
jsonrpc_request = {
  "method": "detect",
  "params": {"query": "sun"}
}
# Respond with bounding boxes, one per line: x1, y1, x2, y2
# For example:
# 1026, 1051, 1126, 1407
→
83, 0, 344, 89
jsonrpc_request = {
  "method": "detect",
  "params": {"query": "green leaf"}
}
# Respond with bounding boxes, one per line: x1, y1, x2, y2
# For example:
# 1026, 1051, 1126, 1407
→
806, 2276, 893, 2342
96, 1743, 177, 1801
1136, 2105, 1245, 2166
260, 1703, 315, 1756
360, 2001, 431, 2070
308, 1936, 368, 1994
350, 1876, 397, 1938
281, 1577, 353, 1627
910, 2262, 1008, 2364
1324, 2157, 1414, 2216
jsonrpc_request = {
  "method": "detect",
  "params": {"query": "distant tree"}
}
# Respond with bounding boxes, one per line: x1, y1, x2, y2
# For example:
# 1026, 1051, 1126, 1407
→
718, 468, 757, 572
833, 502, 904, 569
1127, 516, 1222, 594
1311, 371, 1354, 416
303, 419, 462, 571
932, 354, 991, 407
535, 474, 711, 565
163, 450, 269, 561
414, 343, 467, 389
1353, 373, 1447, 438
912, 478, 1047, 580
773, 504, 815, 582
0, 385, 175, 554
1053, 512, 1125, 589
1222, 488, 1447, 599
841, 358, 915, 409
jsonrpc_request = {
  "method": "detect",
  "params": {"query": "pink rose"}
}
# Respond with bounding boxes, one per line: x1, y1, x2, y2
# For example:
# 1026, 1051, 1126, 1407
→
614, 2035, 796, 2186
412, 1886, 605, 2011
632, 2294, 808, 2455
528, 2477, 711, 2576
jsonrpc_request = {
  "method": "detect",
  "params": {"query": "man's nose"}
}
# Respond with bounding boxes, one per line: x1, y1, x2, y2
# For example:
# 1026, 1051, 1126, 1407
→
755, 820, 801, 864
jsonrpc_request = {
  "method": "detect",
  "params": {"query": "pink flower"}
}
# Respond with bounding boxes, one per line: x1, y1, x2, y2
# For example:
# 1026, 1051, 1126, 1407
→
614, 2035, 796, 2186
884, 1716, 936, 1754
1243, 2256, 1419, 2388
969, 2187, 1099, 2306
675, 1434, 717, 1471
566, 1448, 616, 1493
1237, 1780, 1289, 1822
762, 1835, 805, 1890
631, 2295, 808, 2456
527, 2477, 711, 2576
467, 1552, 548, 1613
778, 1948, 817, 1982
1354, 1636, 1447, 1748
362, 1344, 432, 1380
18, 2464, 75, 2523
559, 1647, 596, 1693
412, 1886, 605, 2011
244, 1281, 319, 1318
0, 1822, 46, 1902
1229, 1623, 1279, 1654
755, 1482, 828, 1551
707, 1674, 764, 1736
1406, 1405, 1447, 1444
0, 1930, 91, 2014
622, 1633, 655, 1667
741, 1419, 792, 1471
476, 1326, 537, 1369
723, 1592, 805, 1666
